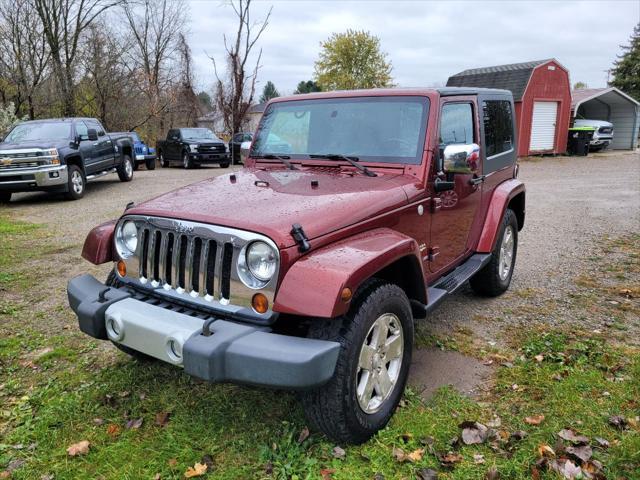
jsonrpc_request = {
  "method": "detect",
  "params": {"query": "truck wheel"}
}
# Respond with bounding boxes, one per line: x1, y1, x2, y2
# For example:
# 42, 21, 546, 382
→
300, 281, 413, 444
182, 151, 194, 169
117, 154, 134, 182
65, 165, 86, 200
219, 161, 230, 168
470, 208, 518, 296
159, 151, 169, 168
145, 157, 156, 170
0, 192, 11, 203
105, 270, 154, 362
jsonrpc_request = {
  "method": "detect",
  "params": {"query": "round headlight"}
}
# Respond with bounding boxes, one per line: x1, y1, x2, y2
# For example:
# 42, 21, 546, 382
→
246, 241, 277, 282
116, 220, 138, 257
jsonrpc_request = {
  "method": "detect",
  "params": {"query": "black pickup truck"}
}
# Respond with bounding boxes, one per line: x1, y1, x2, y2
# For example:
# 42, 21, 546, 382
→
156, 128, 229, 169
0, 118, 135, 202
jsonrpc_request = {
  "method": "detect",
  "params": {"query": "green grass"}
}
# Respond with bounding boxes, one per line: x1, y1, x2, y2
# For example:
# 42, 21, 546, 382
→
1, 217, 639, 479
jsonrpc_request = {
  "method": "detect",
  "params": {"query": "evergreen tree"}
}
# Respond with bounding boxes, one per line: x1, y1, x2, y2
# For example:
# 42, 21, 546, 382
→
294, 80, 322, 94
259, 81, 280, 103
610, 22, 640, 101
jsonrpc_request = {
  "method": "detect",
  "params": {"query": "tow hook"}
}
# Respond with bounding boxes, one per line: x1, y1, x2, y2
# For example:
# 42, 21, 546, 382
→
202, 318, 216, 337
97, 287, 111, 303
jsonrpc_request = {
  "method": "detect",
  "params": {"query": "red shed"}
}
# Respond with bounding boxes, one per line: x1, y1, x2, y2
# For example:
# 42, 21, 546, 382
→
447, 59, 571, 156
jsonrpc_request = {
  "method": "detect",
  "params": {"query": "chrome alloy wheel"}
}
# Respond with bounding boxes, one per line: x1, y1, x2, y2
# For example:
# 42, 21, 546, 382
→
124, 157, 133, 178
71, 169, 84, 194
498, 225, 515, 281
356, 313, 404, 414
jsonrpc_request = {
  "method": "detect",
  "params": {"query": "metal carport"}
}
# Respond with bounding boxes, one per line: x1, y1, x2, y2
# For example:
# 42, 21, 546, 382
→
572, 87, 640, 150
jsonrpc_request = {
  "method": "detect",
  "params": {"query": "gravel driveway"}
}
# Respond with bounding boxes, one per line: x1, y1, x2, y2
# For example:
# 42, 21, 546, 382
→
3, 151, 639, 345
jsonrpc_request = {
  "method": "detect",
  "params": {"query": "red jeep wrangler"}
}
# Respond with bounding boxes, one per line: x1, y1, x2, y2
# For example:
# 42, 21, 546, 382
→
68, 88, 524, 443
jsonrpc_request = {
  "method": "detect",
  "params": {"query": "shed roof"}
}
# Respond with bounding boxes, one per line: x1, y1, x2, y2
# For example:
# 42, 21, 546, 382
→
447, 59, 554, 101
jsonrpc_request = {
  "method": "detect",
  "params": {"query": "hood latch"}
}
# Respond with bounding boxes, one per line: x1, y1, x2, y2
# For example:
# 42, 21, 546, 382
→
290, 223, 310, 253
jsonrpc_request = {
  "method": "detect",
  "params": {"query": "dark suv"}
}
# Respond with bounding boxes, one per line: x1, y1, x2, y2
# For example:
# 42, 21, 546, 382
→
156, 128, 229, 169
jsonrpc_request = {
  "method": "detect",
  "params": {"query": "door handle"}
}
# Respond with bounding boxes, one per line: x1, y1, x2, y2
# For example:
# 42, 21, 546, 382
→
469, 175, 485, 186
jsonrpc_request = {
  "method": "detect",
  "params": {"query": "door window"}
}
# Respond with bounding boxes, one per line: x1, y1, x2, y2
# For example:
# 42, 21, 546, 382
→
439, 103, 474, 145
482, 100, 513, 157
75, 122, 89, 140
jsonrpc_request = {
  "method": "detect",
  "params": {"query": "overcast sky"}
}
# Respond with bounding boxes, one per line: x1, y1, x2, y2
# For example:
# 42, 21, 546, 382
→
188, 0, 640, 96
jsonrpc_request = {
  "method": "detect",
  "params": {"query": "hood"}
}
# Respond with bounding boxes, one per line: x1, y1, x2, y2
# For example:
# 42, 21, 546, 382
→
185, 138, 224, 144
574, 119, 613, 128
127, 166, 413, 248
0, 139, 70, 151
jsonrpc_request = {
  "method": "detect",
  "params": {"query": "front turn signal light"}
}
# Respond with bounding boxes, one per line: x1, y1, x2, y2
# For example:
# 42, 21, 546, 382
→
252, 293, 269, 314
117, 260, 127, 277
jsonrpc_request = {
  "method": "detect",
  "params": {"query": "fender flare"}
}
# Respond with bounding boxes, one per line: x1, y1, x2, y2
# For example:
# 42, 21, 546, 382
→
273, 228, 426, 318
81, 220, 116, 265
477, 179, 525, 253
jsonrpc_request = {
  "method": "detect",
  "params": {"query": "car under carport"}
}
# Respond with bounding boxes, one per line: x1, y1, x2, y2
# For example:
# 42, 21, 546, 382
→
572, 87, 640, 150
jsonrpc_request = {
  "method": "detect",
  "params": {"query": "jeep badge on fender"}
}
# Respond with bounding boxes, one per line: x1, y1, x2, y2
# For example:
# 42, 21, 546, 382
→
68, 87, 525, 444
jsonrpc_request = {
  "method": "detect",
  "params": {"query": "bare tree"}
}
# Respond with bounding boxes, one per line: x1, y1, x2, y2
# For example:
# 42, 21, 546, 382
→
211, 0, 271, 136
31, 0, 122, 116
122, 0, 186, 134
0, 0, 50, 118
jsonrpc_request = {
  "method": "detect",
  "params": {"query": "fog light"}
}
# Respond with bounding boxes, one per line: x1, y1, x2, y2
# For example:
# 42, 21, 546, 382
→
251, 293, 269, 314
117, 260, 127, 277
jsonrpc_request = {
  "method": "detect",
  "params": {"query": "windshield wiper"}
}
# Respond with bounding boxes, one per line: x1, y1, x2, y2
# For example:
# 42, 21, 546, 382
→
253, 153, 298, 170
309, 154, 377, 177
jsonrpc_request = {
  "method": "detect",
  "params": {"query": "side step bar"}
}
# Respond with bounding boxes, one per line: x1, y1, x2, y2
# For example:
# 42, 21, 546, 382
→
86, 167, 117, 181
412, 253, 491, 316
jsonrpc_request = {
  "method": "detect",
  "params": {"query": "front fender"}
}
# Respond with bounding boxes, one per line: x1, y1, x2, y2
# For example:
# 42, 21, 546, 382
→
477, 179, 525, 253
81, 220, 116, 265
274, 228, 424, 318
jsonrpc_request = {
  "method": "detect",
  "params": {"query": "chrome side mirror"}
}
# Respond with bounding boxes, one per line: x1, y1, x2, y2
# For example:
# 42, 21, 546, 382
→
443, 143, 480, 175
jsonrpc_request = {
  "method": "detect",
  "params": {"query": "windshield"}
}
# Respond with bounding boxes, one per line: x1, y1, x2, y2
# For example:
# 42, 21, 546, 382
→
251, 96, 430, 164
181, 128, 218, 141
5, 122, 72, 143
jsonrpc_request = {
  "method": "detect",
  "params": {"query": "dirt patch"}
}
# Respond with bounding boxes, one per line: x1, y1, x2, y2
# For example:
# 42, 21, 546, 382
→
409, 347, 494, 400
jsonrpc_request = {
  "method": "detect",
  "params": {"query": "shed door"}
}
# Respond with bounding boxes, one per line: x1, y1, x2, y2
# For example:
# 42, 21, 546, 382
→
530, 101, 558, 151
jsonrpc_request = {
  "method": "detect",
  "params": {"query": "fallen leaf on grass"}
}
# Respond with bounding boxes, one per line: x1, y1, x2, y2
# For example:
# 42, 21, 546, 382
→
566, 445, 592, 463
557, 429, 589, 445
439, 452, 463, 468
459, 421, 489, 445
297, 426, 310, 443
549, 459, 582, 479
332, 446, 346, 460
106, 424, 121, 437
537, 444, 555, 458
391, 447, 424, 463
184, 462, 207, 478
126, 417, 143, 430
608, 415, 628, 430
473, 453, 485, 464
534, 354, 544, 363
485, 467, 499, 479
594, 437, 609, 449
93, 418, 104, 425
416, 468, 438, 480
155, 411, 171, 427
525, 415, 545, 425
320, 468, 335, 480
66, 440, 90, 456
0, 472, 10, 479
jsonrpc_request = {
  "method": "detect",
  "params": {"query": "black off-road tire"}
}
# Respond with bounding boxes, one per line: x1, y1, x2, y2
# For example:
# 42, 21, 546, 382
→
117, 154, 134, 182
65, 164, 86, 200
159, 151, 169, 168
145, 157, 156, 170
0, 192, 11, 203
300, 280, 414, 444
183, 151, 194, 169
219, 161, 230, 168
470, 208, 518, 296
105, 270, 154, 362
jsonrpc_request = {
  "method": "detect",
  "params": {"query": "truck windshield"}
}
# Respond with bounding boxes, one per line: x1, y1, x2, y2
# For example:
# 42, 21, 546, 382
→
5, 122, 72, 142
181, 128, 218, 141
251, 96, 430, 164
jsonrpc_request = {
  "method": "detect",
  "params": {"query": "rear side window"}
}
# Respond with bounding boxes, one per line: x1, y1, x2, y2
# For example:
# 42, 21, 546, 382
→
439, 103, 474, 145
483, 101, 513, 157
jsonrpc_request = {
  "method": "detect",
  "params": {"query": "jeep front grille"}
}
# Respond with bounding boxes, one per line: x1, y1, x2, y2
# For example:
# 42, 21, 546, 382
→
118, 216, 279, 313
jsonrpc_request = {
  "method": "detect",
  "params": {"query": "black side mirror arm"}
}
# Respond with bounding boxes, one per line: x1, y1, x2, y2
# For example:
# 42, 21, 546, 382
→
434, 177, 455, 193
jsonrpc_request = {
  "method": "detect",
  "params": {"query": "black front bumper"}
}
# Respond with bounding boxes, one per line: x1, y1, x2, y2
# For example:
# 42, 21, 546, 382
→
190, 152, 229, 164
67, 274, 340, 389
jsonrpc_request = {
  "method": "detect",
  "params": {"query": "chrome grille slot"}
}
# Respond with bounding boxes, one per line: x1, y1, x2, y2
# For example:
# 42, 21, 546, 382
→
121, 216, 280, 312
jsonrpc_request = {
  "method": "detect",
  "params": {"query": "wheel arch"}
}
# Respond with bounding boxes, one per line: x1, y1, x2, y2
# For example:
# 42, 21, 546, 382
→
477, 179, 525, 253
273, 228, 426, 319
65, 155, 85, 173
